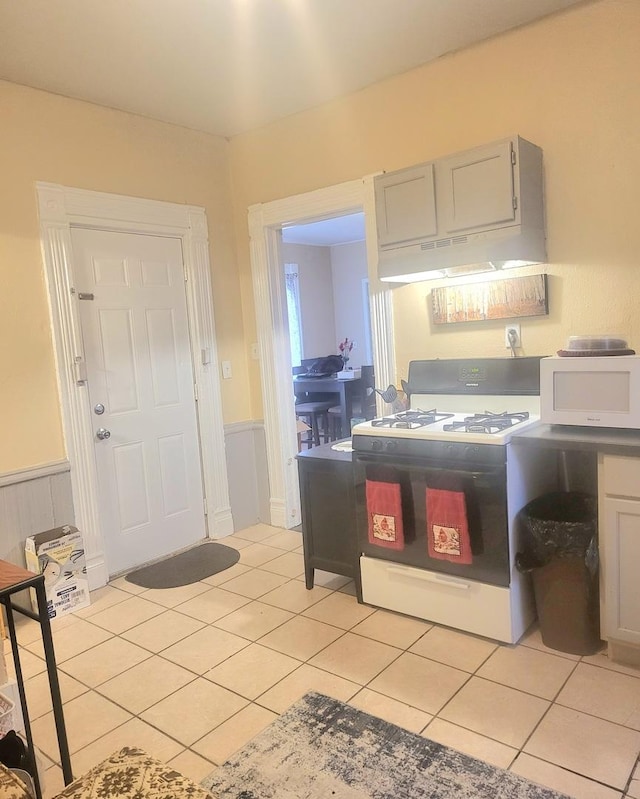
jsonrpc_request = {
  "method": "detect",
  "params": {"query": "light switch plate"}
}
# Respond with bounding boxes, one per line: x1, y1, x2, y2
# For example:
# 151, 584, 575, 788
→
222, 360, 232, 379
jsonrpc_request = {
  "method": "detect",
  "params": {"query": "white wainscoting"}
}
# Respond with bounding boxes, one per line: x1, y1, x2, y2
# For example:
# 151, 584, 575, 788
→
224, 421, 271, 532
0, 460, 74, 607
1, 426, 271, 602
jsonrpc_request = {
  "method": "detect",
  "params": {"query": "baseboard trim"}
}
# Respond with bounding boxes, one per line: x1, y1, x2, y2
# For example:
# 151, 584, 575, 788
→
86, 554, 109, 591
209, 507, 235, 538
269, 498, 287, 529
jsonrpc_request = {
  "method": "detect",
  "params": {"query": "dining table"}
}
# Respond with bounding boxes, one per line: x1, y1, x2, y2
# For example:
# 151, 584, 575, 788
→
293, 374, 363, 439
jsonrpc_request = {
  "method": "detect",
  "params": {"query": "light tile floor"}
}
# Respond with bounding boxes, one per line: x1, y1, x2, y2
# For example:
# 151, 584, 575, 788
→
6, 522, 640, 799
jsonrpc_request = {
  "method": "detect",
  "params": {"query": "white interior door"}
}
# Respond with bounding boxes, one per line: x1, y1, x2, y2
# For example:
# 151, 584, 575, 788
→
71, 228, 206, 575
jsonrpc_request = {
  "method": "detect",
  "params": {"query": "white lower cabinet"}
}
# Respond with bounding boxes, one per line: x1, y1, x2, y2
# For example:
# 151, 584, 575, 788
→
599, 454, 640, 660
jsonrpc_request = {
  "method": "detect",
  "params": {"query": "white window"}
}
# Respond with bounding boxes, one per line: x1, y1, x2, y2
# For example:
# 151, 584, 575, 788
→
284, 263, 303, 367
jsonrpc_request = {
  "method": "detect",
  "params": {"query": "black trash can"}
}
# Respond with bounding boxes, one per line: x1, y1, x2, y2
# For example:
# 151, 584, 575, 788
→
516, 492, 601, 656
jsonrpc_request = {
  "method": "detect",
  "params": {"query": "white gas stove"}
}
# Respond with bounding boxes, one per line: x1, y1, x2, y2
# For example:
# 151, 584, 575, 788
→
352, 357, 557, 644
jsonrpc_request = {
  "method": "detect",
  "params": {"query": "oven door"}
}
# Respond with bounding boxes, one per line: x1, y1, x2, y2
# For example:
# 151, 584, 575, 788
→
354, 451, 509, 586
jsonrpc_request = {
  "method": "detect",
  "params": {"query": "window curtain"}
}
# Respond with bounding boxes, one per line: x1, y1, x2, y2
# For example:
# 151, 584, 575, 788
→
284, 263, 303, 367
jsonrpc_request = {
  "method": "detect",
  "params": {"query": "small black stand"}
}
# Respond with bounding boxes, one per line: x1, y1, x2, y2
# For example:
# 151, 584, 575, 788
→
0, 560, 73, 798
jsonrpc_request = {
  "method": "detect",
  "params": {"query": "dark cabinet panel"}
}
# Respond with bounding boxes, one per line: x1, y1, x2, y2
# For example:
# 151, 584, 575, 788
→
297, 444, 360, 600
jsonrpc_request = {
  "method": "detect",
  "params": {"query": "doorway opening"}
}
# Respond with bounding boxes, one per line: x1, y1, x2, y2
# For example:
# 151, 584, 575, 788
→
38, 183, 233, 588
282, 211, 373, 371
248, 177, 396, 531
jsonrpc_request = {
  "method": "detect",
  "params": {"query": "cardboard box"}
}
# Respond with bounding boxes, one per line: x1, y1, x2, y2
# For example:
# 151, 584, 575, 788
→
25, 526, 90, 619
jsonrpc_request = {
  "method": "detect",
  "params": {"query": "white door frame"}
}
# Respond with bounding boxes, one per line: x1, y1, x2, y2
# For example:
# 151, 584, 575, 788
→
248, 176, 395, 529
37, 183, 233, 589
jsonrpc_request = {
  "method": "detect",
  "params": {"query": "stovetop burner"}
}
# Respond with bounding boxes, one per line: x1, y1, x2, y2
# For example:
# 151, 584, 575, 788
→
371, 409, 455, 429
352, 359, 542, 449
353, 398, 540, 447
442, 411, 530, 434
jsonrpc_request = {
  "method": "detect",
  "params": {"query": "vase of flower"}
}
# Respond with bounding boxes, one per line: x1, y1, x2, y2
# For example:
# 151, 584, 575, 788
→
338, 337, 353, 370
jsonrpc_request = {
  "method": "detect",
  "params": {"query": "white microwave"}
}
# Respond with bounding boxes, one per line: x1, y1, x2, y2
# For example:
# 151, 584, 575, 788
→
540, 355, 640, 429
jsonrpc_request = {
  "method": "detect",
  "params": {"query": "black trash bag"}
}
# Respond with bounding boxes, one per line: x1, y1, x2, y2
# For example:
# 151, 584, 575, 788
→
517, 491, 597, 569
515, 536, 599, 578
516, 491, 601, 656
306, 354, 344, 377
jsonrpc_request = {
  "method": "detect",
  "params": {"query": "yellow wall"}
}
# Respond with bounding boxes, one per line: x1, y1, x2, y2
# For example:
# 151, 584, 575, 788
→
229, 0, 640, 407
3, 0, 639, 472
0, 80, 247, 473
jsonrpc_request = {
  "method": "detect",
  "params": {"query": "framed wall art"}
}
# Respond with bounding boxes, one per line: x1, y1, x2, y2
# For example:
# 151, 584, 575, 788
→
431, 273, 548, 325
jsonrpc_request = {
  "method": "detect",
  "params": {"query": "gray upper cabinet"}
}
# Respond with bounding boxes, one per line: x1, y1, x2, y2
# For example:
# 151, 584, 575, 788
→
440, 139, 516, 235
374, 135, 546, 281
374, 162, 437, 249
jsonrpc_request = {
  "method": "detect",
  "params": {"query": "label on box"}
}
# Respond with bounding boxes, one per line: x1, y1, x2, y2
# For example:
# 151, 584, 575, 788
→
25, 525, 90, 618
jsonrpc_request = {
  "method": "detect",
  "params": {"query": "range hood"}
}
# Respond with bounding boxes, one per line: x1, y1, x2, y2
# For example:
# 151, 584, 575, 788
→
378, 225, 546, 283
374, 135, 547, 284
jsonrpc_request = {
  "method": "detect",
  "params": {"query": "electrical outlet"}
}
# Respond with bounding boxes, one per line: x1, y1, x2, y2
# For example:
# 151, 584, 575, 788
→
505, 324, 521, 349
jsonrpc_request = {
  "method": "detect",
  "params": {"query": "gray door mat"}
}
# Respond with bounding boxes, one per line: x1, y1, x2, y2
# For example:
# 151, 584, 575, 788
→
124, 541, 240, 589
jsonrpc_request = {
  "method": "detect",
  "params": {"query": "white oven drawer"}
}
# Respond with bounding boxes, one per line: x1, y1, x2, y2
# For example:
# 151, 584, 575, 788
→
360, 556, 520, 643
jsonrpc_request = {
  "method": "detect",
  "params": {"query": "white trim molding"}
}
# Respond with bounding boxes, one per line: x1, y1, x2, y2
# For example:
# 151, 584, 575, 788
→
37, 183, 233, 585
248, 176, 395, 529
224, 420, 264, 435
0, 459, 70, 488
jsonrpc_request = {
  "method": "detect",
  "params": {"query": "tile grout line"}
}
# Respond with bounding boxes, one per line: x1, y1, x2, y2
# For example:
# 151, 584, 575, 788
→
16, 529, 640, 797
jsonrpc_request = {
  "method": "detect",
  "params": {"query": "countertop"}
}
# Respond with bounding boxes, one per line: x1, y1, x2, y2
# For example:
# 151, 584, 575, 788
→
296, 439, 353, 463
296, 428, 640, 461
513, 423, 640, 456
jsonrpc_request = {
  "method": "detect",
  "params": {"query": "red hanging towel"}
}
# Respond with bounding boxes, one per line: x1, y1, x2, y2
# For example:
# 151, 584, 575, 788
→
366, 479, 404, 550
426, 487, 473, 564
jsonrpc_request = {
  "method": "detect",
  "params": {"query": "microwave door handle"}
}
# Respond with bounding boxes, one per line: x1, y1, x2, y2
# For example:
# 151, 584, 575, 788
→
387, 566, 471, 591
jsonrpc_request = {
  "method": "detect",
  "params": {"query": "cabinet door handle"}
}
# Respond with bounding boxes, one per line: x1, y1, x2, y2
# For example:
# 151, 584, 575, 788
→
387, 565, 470, 591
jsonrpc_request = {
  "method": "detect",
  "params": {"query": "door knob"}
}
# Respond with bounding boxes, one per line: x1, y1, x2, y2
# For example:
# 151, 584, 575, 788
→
96, 428, 111, 440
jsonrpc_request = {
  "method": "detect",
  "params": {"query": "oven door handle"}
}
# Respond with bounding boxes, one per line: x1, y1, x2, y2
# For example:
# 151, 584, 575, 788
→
354, 453, 505, 480
387, 565, 471, 591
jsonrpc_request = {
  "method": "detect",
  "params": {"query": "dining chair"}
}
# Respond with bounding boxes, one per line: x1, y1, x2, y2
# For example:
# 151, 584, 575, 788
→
293, 363, 337, 447
295, 400, 334, 447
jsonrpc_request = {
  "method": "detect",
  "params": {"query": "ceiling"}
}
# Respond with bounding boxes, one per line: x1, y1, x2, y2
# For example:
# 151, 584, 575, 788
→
0, 0, 586, 138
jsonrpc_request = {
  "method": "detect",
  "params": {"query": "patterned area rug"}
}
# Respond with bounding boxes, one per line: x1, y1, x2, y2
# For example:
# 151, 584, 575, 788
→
124, 542, 239, 588
201, 692, 569, 798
